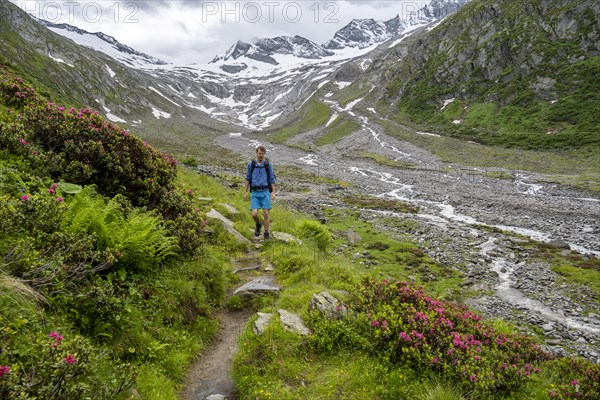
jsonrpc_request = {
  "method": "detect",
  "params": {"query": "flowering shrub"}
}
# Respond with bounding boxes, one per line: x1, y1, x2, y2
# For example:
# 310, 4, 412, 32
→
311, 278, 557, 397
545, 358, 600, 399
0, 68, 206, 256
0, 324, 134, 399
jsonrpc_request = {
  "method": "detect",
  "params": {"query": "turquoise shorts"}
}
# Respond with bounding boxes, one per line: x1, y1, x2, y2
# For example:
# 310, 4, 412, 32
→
250, 190, 272, 210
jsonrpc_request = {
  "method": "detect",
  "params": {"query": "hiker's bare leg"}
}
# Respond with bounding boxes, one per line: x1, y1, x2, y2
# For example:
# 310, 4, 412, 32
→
263, 209, 270, 232
251, 209, 260, 224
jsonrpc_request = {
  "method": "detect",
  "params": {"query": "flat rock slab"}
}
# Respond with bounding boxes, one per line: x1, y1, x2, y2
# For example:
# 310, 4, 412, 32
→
233, 276, 280, 298
253, 312, 274, 335
272, 231, 303, 244
206, 209, 251, 245
278, 309, 312, 336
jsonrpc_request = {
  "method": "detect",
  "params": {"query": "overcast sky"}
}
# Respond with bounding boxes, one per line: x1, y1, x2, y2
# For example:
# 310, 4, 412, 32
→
11, 1, 430, 64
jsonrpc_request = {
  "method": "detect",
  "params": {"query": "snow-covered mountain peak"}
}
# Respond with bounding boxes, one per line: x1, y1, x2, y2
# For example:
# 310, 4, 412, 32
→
210, 34, 334, 70
37, 19, 167, 68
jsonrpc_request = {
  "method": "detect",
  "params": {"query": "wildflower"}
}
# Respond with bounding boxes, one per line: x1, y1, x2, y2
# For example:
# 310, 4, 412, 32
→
123, 130, 130, 137
48, 188, 55, 194
63, 354, 77, 365
50, 183, 58, 189
57, 197, 64, 203
469, 374, 478, 383
0, 365, 10, 377
187, 189, 194, 196
18, 137, 28, 145
432, 357, 438, 363
49, 331, 64, 345
21, 195, 30, 201
371, 320, 380, 328
571, 379, 578, 386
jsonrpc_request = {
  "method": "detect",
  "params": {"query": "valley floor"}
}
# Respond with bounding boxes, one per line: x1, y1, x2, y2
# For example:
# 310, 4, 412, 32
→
212, 121, 600, 363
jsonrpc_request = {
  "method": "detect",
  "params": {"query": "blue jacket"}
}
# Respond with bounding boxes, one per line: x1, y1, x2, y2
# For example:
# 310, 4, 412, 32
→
246, 160, 276, 191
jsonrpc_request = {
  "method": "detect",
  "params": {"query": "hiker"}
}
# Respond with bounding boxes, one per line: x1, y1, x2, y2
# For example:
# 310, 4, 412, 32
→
244, 144, 276, 240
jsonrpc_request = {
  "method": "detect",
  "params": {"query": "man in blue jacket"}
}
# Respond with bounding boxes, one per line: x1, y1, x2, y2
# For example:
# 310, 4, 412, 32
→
244, 145, 277, 240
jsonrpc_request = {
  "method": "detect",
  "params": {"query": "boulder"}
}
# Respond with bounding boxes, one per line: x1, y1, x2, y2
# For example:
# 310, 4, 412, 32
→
309, 291, 347, 319
277, 309, 312, 336
233, 277, 280, 298
272, 231, 303, 244
253, 312, 274, 335
547, 239, 570, 249
207, 209, 251, 245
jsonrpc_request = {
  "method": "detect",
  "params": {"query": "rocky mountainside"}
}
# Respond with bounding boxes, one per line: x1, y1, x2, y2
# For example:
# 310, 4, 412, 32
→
380, 0, 600, 148
323, 15, 407, 50
38, 19, 167, 67
211, 36, 334, 66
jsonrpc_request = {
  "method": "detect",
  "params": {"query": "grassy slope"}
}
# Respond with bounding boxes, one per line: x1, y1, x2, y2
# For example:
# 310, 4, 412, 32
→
267, 97, 332, 144
385, 0, 600, 151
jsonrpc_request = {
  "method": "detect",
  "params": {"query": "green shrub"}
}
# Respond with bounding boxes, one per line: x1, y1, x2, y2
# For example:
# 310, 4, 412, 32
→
295, 220, 332, 252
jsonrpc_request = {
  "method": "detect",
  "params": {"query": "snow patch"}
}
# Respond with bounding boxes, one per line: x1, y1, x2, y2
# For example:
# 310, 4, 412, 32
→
149, 86, 181, 107
416, 131, 441, 137
335, 81, 352, 89
326, 113, 338, 127
106, 64, 116, 78
440, 98, 455, 110
152, 107, 171, 119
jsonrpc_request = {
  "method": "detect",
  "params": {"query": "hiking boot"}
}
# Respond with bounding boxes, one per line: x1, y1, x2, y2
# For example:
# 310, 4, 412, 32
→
254, 222, 262, 236
263, 231, 270, 241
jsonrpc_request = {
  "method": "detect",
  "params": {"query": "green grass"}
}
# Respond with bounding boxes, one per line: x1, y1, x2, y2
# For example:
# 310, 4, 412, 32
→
315, 115, 361, 146
269, 98, 332, 143
333, 82, 373, 108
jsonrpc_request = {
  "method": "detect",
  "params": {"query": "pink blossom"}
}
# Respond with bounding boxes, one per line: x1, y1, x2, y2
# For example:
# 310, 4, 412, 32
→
0, 365, 10, 377
21, 195, 30, 201
469, 374, 478, 383
50, 183, 58, 189
571, 379, 578, 386
371, 320, 380, 328
432, 357, 438, 364
399, 332, 411, 342
18, 137, 28, 145
63, 354, 77, 365
123, 130, 130, 137
56, 197, 64, 203
48, 188, 55, 194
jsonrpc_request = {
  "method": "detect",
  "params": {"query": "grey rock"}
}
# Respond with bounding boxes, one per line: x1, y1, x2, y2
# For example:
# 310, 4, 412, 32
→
309, 291, 347, 318
206, 209, 251, 245
278, 309, 312, 336
272, 231, 303, 244
547, 239, 570, 249
233, 277, 280, 298
253, 312, 274, 336
347, 228, 362, 244
219, 203, 239, 215
206, 395, 227, 400
264, 262, 274, 272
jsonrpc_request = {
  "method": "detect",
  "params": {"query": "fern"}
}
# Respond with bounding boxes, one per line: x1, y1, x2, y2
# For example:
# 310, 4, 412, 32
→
63, 188, 178, 271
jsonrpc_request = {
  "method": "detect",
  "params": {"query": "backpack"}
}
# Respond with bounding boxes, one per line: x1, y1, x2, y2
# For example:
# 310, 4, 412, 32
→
249, 159, 274, 192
